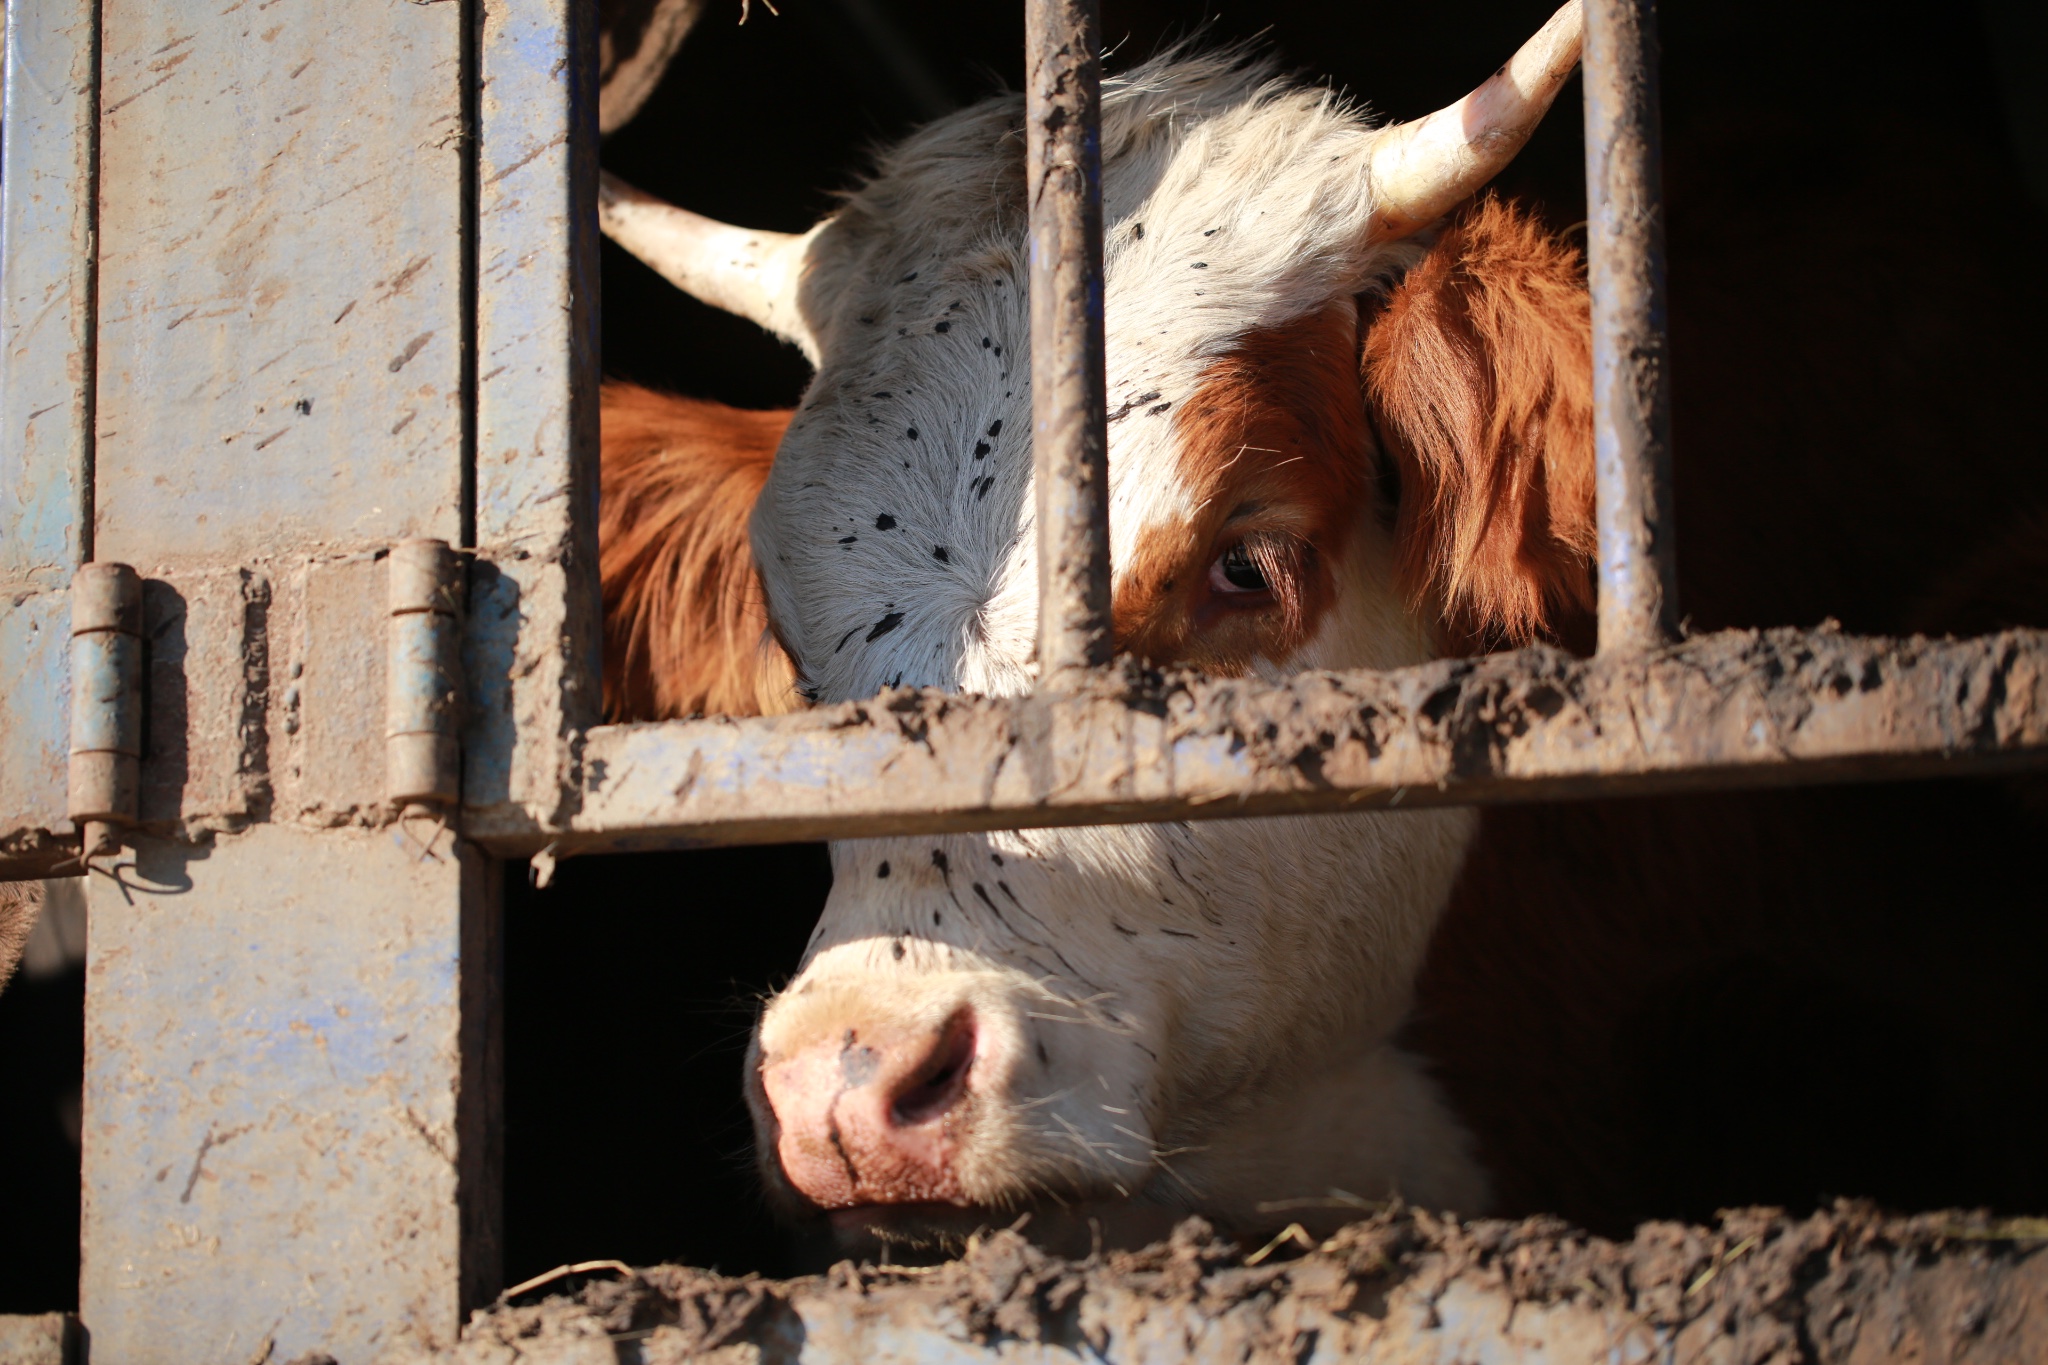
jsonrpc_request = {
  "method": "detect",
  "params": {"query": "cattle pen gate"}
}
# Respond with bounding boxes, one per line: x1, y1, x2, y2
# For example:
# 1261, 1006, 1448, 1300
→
0, 0, 2044, 1359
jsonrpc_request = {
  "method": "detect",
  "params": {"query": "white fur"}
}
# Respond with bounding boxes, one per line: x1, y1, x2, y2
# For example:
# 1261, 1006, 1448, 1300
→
745, 54, 1488, 1228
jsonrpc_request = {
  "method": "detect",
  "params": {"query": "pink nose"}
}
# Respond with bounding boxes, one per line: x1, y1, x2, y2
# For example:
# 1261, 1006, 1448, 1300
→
760, 1011, 977, 1208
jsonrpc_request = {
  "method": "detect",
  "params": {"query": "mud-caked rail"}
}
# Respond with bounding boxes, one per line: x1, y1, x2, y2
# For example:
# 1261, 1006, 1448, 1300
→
466, 625, 2048, 856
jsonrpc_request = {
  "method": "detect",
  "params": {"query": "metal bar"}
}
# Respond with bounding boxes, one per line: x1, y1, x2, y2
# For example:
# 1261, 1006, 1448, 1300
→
459, 627, 2048, 856
1583, 0, 1678, 652
463, 0, 604, 837
1025, 0, 1113, 685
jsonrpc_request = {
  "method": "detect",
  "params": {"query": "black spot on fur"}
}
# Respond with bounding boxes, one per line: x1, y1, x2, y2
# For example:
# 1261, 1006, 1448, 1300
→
1191, 261, 1208, 269
865, 612, 905, 642
974, 441, 990, 458
982, 337, 992, 348
931, 849, 949, 873
835, 627, 860, 653
934, 321, 950, 333
892, 940, 905, 961
1203, 227, 1218, 237
900, 271, 919, 282
838, 535, 858, 544
1036, 1041, 1050, 1065
1132, 221, 1144, 238
877, 861, 891, 878
932, 546, 950, 562
987, 419, 1003, 438
906, 427, 919, 440
875, 513, 897, 530
859, 316, 875, 324
1149, 402, 1172, 415
874, 391, 892, 398
974, 475, 995, 500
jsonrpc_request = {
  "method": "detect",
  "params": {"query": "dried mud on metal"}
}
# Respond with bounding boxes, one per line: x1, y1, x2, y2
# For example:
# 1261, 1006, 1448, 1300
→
407, 1203, 2045, 1364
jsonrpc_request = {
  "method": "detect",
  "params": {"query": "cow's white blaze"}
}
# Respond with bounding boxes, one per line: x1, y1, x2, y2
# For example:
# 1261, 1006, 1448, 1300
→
733, 54, 1538, 1227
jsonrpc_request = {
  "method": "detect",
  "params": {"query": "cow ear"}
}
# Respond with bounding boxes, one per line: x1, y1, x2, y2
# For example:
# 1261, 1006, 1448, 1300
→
1361, 196, 1597, 651
600, 383, 801, 720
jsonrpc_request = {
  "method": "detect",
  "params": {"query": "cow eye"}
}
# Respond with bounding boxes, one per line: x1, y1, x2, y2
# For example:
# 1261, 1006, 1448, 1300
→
1210, 543, 1269, 595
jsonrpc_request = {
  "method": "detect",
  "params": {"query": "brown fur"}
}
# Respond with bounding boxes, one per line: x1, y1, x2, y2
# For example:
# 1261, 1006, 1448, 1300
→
600, 383, 800, 721
0, 879, 43, 996
1117, 303, 1374, 671
1114, 200, 1596, 670
1363, 196, 1597, 650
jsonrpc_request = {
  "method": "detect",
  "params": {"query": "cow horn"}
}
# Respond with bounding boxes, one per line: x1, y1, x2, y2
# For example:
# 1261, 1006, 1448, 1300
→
1365, 0, 1584, 243
597, 171, 820, 360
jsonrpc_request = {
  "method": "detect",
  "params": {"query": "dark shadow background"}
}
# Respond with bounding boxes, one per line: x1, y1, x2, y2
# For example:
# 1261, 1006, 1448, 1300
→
4, 0, 2045, 1310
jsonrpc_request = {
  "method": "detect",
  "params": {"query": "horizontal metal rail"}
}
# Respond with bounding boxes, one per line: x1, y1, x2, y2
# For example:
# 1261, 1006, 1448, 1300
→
465, 626, 2048, 856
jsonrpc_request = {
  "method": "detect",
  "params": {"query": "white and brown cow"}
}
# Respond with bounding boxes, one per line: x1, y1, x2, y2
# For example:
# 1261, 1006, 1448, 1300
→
600, 6, 1598, 1237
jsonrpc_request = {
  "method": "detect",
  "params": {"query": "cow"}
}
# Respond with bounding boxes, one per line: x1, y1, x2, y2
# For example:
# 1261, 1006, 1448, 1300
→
597, 4, 1590, 1239
593, 0, 2048, 1251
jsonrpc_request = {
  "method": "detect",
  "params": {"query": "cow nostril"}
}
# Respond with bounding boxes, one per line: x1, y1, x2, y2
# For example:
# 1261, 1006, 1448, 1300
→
889, 1013, 975, 1127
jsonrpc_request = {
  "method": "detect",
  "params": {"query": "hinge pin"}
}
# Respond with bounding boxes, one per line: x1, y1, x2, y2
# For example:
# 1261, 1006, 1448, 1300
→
68, 562, 144, 859
386, 539, 465, 809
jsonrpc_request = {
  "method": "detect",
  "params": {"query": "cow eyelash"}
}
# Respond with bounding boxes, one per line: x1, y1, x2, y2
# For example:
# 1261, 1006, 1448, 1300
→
1209, 541, 1272, 597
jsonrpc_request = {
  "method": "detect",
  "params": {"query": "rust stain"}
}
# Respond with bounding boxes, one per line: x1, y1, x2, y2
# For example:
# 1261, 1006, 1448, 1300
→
387, 332, 435, 373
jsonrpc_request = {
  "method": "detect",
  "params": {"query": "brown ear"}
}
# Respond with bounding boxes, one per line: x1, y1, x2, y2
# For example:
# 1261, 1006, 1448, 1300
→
1362, 196, 1596, 650
600, 382, 799, 721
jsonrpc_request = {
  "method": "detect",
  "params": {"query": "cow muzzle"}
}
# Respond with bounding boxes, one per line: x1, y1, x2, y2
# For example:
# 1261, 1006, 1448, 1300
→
761, 1006, 979, 1208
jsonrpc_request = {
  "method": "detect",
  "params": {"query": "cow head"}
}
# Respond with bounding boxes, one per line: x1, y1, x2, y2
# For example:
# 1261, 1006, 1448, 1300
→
600, 2, 1594, 1241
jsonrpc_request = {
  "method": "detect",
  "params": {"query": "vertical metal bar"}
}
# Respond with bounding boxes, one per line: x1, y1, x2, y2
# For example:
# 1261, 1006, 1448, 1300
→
1583, 0, 1678, 652
1025, 0, 1113, 685
464, 0, 603, 836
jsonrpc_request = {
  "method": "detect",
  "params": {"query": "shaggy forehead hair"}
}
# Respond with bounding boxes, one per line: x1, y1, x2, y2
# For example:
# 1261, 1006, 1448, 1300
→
752, 51, 1425, 704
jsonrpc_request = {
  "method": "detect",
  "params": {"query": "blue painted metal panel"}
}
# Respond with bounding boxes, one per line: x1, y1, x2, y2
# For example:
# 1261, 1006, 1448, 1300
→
0, 0, 95, 579
0, 590, 73, 851
91, 0, 466, 566
1, 0, 96, 858
81, 825, 492, 1361
464, 0, 602, 830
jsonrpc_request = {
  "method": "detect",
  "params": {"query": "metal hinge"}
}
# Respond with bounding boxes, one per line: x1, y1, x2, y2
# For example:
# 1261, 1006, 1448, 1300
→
68, 563, 144, 860
386, 539, 464, 811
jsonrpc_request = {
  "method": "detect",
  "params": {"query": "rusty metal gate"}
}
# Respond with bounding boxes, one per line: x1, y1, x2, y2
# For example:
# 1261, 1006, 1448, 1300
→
0, 0, 2042, 1358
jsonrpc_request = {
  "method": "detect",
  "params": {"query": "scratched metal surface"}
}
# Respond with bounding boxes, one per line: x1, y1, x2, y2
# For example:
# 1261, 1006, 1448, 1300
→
0, 590, 72, 860
80, 824, 490, 1363
1, 0, 94, 578
0, 0, 95, 858
91, 0, 465, 566
463, 0, 602, 833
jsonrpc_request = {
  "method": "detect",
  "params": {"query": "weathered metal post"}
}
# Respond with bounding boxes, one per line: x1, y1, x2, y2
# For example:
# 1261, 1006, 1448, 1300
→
1583, 0, 1678, 652
1025, 0, 1114, 685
